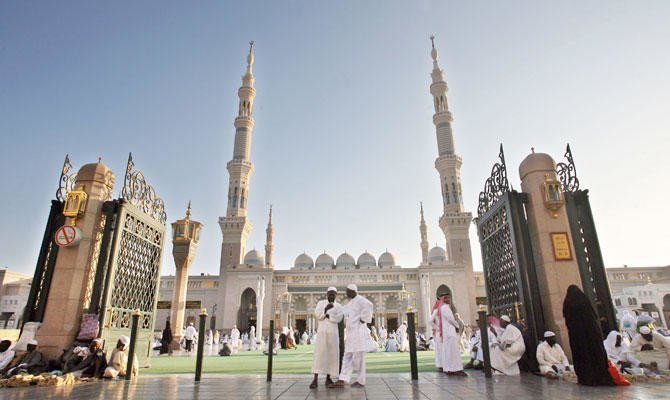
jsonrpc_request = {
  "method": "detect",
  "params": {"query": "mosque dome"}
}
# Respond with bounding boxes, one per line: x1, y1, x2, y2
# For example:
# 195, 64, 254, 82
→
378, 251, 396, 268
336, 252, 356, 269
428, 246, 447, 264
357, 252, 377, 269
293, 253, 314, 270
315, 253, 335, 269
244, 249, 264, 267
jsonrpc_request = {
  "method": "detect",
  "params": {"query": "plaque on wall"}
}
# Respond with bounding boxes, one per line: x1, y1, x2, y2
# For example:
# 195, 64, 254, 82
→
550, 232, 572, 261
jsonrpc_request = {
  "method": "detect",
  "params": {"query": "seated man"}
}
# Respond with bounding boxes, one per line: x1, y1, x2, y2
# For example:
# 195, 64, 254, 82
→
0, 340, 15, 373
66, 338, 108, 378
219, 340, 233, 356
489, 315, 525, 375
103, 336, 137, 379
536, 331, 572, 379
603, 330, 645, 373
385, 334, 399, 352
630, 326, 670, 369
4, 339, 46, 377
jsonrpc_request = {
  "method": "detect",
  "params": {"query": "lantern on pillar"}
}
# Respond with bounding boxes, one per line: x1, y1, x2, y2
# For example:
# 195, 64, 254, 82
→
399, 284, 410, 313
63, 189, 88, 220
542, 174, 565, 218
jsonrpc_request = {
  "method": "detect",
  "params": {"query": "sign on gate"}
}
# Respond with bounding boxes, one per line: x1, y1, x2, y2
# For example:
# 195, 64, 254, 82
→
54, 225, 82, 247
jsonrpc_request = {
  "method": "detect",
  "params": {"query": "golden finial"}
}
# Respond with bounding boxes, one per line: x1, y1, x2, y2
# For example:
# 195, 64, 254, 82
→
186, 200, 192, 220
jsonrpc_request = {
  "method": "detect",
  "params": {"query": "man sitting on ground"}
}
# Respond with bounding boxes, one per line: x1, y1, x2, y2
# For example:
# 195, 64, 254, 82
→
630, 326, 670, 368
0, 340, 16, 372
536, 331, 572, 379
4, 339, 46, 377
489, 315, 525, 375
104, 336, 137, 378
65, 338, 108, 378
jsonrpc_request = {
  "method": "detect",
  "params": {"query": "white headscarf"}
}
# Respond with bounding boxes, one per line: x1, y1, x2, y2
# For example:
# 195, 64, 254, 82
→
603, 330, 619, 354
119, 335, 130, 350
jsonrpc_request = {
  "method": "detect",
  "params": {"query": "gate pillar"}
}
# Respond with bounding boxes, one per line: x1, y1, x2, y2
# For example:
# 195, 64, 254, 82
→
169, 202, 203, 349
35, 161, 114, 358
519, 152, 581, 357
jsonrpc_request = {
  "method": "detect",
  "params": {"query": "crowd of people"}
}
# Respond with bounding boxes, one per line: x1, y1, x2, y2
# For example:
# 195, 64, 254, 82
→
0, 336, 137, 380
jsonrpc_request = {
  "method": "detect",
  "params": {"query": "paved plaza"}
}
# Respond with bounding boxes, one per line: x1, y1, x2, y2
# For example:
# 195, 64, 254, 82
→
1, 372, 666, 400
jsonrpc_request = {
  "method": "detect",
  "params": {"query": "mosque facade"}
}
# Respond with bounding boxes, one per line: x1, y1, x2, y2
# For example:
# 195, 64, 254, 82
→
156, 38, 479, 336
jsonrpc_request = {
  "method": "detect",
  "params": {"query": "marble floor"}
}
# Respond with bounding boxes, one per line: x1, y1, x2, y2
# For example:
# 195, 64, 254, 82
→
0, 372, 666, 400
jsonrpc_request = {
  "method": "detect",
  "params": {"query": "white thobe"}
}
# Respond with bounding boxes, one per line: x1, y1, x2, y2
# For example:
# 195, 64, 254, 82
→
437, 303, 462, 373
230, 328, 240, 349
397, 324, 409, 352
311, 300, 344, 377
536, 341, 571, 374
340, 294, 373, 385
0, 349, 15, 370
603, 331, 640, 368
489, 324, 525, 375
430, 309, 443, 368
184, 325, 197, 340
630, 332, 670, 366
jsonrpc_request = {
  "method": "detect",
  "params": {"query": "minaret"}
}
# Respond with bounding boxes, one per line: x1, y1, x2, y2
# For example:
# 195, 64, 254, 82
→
219, 41, 256, 272
419, 202, 429, 264
265, 205, 273, 268
429, 36, 476, 320
429, 36, 473, 265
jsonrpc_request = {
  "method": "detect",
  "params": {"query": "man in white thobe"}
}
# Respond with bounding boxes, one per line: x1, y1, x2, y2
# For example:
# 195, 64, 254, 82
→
430, 294, 444, 371
330, 284, 373, 388
630, 326, 670, 367
249, 326, 257, 351
230, 325, 241, 353
397, 321, 409, 352
183, 322, 197, 352
489, 315, 525, 375
536, 331, 572, 378
432, 292, 467, 376
310, 287, 344, 389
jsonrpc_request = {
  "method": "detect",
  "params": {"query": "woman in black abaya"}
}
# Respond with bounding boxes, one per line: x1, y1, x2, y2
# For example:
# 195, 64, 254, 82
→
562, 284, 613, 386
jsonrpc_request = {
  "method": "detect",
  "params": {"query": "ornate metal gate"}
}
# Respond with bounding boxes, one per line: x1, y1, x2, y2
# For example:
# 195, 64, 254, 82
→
88, 154, 167, 364
476, 145, 545, 345
22, 156, 73, 325
557, 145, 616, 335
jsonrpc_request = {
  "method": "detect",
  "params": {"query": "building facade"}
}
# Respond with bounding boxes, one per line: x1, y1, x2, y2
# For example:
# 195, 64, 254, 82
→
0, 268, 32, 329
156, 39, 478, 336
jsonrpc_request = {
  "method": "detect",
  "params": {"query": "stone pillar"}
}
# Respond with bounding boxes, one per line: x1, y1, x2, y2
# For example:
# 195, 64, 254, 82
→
519, 152, 583, 357
35, 161, 114, 358
169, 203, 203, 349
256, 276, 265, 338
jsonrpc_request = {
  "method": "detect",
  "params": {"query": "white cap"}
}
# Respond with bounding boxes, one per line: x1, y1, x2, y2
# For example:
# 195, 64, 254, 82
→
327, 286, 337, 293
640, 326, 651, 334
28, 339, 38, 346
500, 315, 511, 323
544, 331, 556, 338
347, 283, 358, 292
119, 335, 130, 345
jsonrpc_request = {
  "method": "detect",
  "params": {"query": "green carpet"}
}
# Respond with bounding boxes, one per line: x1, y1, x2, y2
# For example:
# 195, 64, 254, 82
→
146, 345, 466, 375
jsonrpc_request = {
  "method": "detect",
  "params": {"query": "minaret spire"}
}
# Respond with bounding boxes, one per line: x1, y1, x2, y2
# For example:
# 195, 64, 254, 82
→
430, 35, 461, 212
419, 202, 429, 264
186, 200, 192, 220
265, 205, 273, 268
219, 41, 257, 272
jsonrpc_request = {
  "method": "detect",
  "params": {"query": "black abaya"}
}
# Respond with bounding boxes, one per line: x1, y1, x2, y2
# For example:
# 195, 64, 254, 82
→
562, 284, 614, 386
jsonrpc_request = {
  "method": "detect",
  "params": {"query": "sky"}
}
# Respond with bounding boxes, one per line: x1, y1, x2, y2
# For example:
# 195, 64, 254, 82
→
1, 1, 669, 277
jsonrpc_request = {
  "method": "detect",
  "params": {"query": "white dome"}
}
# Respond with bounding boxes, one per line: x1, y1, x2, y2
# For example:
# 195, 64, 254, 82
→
315, 253, 335, 269
336, 252, 355, 269
244, 249, 264, 266
428, 246, 447, 264
378, 251, 396, 268
357, 252, 377, 269
293, 253, 314, 270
